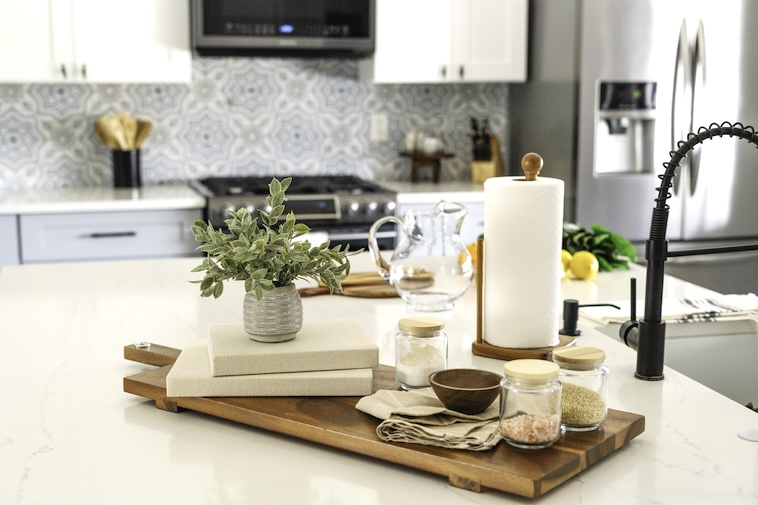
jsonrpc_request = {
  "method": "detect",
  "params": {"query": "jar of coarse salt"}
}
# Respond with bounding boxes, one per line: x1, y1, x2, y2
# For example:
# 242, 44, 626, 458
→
552, 346, 608, 432
500, 359, 562, 449
395, 317, 447, 390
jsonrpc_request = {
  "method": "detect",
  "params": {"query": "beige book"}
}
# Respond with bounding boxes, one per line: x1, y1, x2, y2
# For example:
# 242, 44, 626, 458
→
208, 319, 379, 377
167, 339, 374, 397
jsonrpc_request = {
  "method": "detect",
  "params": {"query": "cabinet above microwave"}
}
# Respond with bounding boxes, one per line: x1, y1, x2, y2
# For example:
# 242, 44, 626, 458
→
191, 0, 375, 58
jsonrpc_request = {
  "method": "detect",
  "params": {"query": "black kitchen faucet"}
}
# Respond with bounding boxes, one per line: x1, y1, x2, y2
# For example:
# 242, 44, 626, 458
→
620, 122, 758, 380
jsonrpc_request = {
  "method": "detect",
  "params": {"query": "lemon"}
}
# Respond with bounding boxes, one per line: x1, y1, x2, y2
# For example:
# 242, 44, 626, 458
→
570, 251, 599, 280
561, 249, 572, 273
459, 242, 479, 267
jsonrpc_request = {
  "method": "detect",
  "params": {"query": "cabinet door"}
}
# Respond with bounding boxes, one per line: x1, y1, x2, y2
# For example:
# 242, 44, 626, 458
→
20, 209, 202, 263
72, 0, 191, 83
0, 215, 20, 269
452, 0, 528, 82
0, 0, 60, 82
362, 0, 453, 84
0, 0, 190, 83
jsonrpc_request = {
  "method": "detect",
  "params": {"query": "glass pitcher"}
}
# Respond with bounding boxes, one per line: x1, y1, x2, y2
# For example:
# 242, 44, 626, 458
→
368, 201, 473, 311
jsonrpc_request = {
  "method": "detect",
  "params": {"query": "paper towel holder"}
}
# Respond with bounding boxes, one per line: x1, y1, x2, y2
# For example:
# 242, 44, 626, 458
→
472, 236, 576, 360
471, 152, 575, 360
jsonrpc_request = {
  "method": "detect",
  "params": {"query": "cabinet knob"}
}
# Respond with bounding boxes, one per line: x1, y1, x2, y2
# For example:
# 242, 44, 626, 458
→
81, 64, 87, 79
459, 65, 465, 79
441, 65, 447, 78
60, 64, 67, 78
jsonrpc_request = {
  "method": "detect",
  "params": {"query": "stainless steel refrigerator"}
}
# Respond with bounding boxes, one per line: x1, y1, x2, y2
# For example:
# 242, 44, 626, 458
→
509, 0, 758, 294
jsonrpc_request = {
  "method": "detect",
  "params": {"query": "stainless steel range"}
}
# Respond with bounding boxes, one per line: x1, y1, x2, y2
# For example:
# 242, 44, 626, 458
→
191, 175, 397, 250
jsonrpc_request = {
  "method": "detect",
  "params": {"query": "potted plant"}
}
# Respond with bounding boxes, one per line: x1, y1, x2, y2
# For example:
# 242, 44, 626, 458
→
191, 177, 357, 342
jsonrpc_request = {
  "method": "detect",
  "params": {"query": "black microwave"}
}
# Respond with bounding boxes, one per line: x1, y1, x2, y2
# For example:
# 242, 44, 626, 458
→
191, 0, 375, 58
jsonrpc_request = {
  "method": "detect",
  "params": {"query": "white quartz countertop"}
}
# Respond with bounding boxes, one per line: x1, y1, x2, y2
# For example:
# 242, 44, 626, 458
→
1, 254, 756, 504
0, 183, 205, 215
379, 180, 484, 203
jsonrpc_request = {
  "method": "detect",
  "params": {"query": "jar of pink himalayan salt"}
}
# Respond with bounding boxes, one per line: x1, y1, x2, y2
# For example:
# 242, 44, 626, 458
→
499, 359, 562, 449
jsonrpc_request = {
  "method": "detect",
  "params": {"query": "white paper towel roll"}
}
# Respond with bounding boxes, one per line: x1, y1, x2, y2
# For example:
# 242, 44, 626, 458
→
483, 175, 564, 348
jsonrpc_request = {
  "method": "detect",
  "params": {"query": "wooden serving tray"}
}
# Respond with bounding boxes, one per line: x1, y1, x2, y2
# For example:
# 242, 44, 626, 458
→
123, 343, 645, 499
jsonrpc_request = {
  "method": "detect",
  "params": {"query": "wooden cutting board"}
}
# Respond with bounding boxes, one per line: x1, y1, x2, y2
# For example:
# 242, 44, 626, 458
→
123, 343, 645, 499
298, 284, 398, 298
298, 272, 398, 298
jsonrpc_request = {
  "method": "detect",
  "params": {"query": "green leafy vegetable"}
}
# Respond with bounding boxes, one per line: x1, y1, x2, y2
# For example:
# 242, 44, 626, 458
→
562, 222, 637, 272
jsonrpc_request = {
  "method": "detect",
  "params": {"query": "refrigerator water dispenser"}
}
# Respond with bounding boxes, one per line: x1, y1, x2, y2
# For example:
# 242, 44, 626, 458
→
594, 82, 657, 174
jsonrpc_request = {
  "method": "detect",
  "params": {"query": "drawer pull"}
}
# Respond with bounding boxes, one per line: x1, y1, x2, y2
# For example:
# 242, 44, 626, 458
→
86, 231, 137, 239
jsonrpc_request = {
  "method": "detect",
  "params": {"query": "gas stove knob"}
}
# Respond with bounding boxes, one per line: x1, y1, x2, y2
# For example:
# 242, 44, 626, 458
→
218, 202, 236, 220
342, 199, 360, 216
360, 200, 379, 216
240, 201, 256, 215
379, 199, 397, 216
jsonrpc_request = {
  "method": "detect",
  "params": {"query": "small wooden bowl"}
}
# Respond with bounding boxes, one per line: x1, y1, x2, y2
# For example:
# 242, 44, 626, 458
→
429, 368, 502, 415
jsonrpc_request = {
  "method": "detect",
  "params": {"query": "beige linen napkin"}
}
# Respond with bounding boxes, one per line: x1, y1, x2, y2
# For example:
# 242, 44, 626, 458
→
355, 387, 500, 451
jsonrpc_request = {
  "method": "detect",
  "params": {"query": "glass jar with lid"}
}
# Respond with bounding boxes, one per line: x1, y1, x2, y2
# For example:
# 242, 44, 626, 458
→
552, 346, 609, 432
395, 317, 447, 390
499, 359, 562, 449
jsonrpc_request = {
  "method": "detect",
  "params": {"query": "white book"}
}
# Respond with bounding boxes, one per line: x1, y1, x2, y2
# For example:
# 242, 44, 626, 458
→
167, 339, 374, 397
207, 319, 379, 377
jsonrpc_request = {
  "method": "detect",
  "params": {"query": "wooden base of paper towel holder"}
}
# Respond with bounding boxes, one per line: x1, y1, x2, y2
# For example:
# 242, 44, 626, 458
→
472, 237, 575, 361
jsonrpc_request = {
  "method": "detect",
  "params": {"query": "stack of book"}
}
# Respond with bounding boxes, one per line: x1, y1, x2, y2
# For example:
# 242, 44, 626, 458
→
166, 319, 379, 397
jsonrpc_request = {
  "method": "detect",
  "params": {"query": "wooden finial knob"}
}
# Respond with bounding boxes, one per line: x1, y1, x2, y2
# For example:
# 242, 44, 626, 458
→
521, 152, 543, 181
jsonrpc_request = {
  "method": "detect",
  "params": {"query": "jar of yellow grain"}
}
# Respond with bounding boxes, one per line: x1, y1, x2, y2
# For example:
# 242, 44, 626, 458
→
552, 346, 608, 432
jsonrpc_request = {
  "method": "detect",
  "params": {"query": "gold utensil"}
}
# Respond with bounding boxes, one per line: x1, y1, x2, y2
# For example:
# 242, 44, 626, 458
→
118, 113, 138, 150
95, 120, 118, 149
95, 113, 152, 151
134, 119, 153, 148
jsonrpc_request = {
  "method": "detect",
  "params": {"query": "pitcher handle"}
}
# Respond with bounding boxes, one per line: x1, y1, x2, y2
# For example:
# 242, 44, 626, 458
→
368, 215, 403, 281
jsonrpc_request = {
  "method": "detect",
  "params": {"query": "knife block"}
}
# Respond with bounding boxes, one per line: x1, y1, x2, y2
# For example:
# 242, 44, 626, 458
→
471, 135, 504, 183
472, 237, 575, 360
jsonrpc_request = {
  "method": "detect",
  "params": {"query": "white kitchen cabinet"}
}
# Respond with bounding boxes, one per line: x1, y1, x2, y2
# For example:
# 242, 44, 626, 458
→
0, 0, 191, 83
19, 209, 201, 263
360, 0, 528, 83
0, 215, 20, 270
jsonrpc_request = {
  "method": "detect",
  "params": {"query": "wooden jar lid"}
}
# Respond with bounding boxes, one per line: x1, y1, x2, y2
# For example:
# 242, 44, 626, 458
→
503, 359, 559, 380
398, 317, 445, 334
552, 346, 606, 365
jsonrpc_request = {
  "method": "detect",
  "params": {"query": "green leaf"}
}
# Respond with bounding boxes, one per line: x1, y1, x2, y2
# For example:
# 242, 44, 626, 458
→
269, 204, 285, 220
293, 222, 310, 234
280, 217, 295, 235
270, 192, 285, 208
212, 282, 224, 298
251, 268, 268, 280
563, 222, 638, 271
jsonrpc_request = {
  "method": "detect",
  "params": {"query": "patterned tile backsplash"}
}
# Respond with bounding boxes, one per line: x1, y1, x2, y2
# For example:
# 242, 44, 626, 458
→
0, 57, 508, 189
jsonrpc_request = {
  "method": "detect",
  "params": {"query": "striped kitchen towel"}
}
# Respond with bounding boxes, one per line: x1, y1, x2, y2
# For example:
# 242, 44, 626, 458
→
580, 293, 758, 325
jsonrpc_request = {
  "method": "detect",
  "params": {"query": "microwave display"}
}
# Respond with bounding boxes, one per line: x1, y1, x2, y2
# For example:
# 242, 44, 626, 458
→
201, 0, 371, 39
